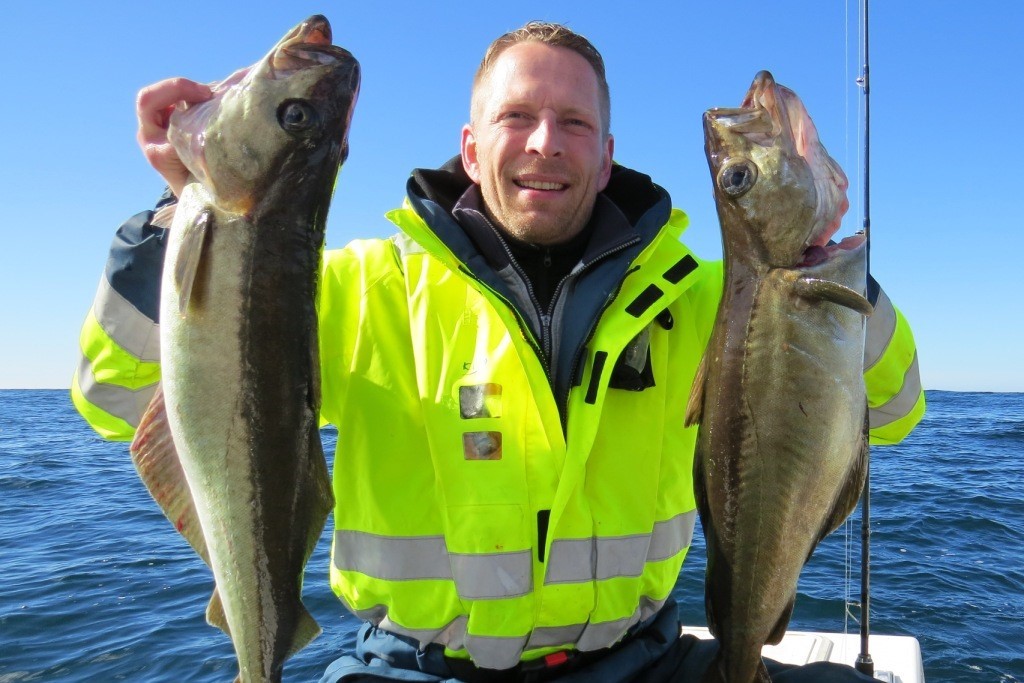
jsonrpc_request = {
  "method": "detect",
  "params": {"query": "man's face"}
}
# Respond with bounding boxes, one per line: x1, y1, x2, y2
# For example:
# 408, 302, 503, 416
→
461, 42, 614, 245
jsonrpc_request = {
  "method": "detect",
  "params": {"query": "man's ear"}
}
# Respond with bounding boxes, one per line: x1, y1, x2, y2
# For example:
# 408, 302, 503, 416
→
597, 134, 615, 192
461, 124, 481, 183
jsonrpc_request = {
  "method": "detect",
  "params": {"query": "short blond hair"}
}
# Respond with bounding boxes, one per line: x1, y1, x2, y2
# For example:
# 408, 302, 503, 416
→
472, 21, 611, 136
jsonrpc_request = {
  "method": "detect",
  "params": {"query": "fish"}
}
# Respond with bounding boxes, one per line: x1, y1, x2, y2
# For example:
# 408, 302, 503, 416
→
685, 70, 873, 683
127, 15, 359, 682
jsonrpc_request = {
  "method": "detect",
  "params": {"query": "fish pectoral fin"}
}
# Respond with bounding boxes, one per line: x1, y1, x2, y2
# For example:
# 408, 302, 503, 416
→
129, 384, 211, 565
206, 588, 230, 636
288, 603, 323, 656
684, 352, 709, 427
174, 210, 213, 317
794, 277, 874, 316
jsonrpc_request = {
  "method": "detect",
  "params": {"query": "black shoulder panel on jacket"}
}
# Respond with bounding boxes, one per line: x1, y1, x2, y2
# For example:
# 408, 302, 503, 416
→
104, 189, 174, 323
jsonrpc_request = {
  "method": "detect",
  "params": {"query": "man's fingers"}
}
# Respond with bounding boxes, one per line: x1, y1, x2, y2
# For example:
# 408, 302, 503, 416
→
136, 77, 213, 139
137, 105, 175, 142
136, 77, 213, 115
135, 77, 211, 196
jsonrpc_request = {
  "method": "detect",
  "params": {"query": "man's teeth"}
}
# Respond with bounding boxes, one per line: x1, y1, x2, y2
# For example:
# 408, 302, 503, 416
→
516, 180, 566, 191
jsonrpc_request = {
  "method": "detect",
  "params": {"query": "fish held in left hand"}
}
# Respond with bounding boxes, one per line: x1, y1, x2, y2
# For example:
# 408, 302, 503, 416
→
687, 70, 871, 683
128, 15, 359, 683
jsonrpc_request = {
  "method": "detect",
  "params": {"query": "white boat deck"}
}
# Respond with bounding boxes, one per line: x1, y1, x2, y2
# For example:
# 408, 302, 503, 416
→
681, 627, 925, 683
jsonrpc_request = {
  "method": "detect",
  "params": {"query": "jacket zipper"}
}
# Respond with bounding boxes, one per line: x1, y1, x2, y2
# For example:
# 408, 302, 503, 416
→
456, 265, 549, 380
466, 216, 643, 426
555, 239, 641, 427
480, 221, 555, 374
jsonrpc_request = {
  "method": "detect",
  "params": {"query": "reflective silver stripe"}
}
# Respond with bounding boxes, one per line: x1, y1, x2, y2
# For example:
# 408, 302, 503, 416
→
578, 612, 638, 651
465, 633, 529, 670
863, 288, 896, 371
351, 604, 388, 624
525, 623, 586, 649
333, 531, 452, 580
359, 608, 526, 670
637, 595, 667, 624
93, 275, 161, 362
355, 600, 668, 668
577, 595, 667, 651
530, 596, 667, 652
546, 511, 696, 584
869, 352, 922, 429
546, 537, 596, 583
648, 511, 697, 562
334, 530, 531, 599
376, 614, 470, 652
76, 356, 157, 428
595, 535, 652, 579
451, 551, 532, 599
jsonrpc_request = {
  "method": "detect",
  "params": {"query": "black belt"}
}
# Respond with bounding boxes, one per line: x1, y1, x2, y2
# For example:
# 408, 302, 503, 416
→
444, 647, 604, 683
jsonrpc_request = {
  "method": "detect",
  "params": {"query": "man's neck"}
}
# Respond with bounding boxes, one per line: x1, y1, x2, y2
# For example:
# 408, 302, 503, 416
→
452, 186, 597, 311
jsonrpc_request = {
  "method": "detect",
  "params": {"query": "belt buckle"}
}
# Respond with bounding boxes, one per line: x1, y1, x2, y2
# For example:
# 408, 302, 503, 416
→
519, 650, 575, 678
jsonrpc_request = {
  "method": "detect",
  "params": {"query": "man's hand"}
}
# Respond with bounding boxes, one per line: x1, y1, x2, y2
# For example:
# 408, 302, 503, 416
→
136, 78, 213, 198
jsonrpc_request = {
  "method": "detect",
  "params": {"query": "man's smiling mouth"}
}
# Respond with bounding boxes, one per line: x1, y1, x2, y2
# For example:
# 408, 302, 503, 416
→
514, 179, 568, 191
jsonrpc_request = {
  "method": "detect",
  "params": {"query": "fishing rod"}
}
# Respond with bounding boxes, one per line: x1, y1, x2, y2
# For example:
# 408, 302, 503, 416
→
854, 0, 874, 676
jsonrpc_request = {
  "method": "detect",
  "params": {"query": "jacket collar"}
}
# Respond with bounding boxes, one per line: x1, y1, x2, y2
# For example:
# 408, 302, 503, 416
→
405, 156, 673, 270
451, 184, 638, 275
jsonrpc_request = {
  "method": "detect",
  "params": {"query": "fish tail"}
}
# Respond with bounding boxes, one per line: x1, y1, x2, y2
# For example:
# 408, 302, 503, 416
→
701, 652, 772, 683
700, 654, 728, 683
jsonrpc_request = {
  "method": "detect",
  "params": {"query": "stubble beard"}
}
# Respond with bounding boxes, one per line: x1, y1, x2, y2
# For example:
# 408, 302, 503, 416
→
481, 182, 594, 246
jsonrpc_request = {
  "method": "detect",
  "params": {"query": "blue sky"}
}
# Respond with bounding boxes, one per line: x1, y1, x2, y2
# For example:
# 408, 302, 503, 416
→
1, 1, 1019, 391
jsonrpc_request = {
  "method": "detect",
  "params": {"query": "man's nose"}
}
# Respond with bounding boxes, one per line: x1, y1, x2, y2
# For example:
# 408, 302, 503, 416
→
525, 114, 563, 157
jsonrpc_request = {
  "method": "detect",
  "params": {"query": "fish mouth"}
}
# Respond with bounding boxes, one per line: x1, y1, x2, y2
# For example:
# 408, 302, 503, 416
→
294, 14, 332, 44
168, 15, 359, 204
707, 70, 852, 267
269, 15, 357, 76
745, 71, 852, 263
798, 232, 866, 267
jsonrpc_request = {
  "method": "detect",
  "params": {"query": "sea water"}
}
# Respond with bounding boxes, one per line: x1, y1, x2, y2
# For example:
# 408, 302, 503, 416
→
1, 390, 1021, 681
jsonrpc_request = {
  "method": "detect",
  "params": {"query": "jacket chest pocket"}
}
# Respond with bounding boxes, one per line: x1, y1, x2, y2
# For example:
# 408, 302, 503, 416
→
607, 310, 672, 392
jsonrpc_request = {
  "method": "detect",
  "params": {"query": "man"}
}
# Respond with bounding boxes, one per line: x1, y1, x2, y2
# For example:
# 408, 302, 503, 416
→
73, 22, 924, 682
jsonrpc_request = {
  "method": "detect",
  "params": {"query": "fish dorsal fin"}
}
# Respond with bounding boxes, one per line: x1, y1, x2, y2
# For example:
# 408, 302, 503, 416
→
794, 276, 874, 316
174, 210, 213, 317
129, 384, 210, 565
684, 352, 709, 427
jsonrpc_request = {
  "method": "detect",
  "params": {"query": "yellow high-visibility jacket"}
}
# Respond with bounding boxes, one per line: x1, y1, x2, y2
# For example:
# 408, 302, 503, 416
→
72, 165, 925, 669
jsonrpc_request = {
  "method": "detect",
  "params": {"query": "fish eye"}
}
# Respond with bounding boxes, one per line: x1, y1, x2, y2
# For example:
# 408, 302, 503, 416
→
277, 100, 320, 134
718, 161, 757, 197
